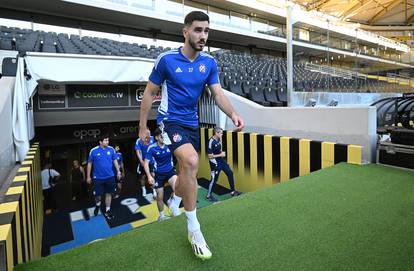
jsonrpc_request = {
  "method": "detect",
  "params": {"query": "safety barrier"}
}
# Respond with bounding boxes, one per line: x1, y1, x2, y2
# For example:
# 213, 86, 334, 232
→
199, 128, 362, 192
0, 143, 43, 271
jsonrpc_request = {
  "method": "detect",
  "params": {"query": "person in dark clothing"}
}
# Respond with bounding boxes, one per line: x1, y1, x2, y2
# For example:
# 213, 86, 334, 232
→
70, 160, 85, 200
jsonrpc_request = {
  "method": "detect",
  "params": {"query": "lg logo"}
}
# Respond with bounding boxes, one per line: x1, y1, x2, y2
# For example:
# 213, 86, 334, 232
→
73, 129, 101, 138
43, 84, 61, 90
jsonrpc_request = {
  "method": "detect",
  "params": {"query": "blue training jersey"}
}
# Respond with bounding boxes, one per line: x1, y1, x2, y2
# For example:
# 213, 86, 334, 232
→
135, 136, 155, 164
88, 146, 117, 180
145, 143, 174, 173
113, 151, 123, 173
149, 47, 220, 127
207, 137, 224, 163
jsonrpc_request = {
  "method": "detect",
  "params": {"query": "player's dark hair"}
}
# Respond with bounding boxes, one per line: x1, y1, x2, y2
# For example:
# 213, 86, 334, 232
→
184, 11, 209, 26
154, 128, 162, 138
98, 134, 110, 143
213, 127, 223, 134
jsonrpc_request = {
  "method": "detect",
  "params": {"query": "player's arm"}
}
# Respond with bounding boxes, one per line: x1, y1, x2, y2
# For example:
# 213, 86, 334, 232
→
139, 81, 160, 140
136, 149, 145, 166
207, 146, 219, 159
208, 152, 225, 159
53, 169, 61, 180
120, 160, 125, 176
113, 159, 121, 180
86, 162, 92, 184
143, 159, 154, 185
208, 83, 244, 131
80, 166, 85, 181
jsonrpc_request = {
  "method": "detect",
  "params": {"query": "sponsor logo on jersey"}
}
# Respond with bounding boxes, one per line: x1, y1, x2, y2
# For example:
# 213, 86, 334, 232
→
199, 64, 206, 73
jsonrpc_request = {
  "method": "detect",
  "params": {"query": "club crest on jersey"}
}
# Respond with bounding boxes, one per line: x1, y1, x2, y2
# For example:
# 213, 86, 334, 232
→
199, 64, 206, 73
172, 133, 182, 143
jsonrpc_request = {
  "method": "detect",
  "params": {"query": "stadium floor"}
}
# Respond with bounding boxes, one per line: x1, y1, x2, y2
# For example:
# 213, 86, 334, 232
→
41, 174, 232, 256
19, 163, 414, 271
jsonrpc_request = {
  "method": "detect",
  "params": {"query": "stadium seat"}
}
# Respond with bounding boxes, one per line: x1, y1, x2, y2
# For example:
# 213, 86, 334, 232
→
2, 57, 18, 76
264, 87, 283, 107
249, 86, 270, 106
228, 80, 245, 97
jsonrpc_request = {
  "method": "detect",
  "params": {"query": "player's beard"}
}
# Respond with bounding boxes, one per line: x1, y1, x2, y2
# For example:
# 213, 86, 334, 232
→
189, 38, 205, 52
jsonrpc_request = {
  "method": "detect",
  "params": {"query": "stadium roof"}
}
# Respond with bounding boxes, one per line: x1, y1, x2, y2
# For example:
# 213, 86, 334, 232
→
291, 0, 414, 26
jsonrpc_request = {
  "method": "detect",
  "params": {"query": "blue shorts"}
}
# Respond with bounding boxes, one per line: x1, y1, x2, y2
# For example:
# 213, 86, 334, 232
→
137, 163, 154, 175
160, 121, 200, 153
153, 169, 176, 189
93, 177, 116, 196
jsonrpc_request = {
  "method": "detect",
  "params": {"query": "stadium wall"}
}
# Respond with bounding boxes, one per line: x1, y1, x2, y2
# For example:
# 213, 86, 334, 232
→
221, 91, 375, 162
198, 127, 362, 192
292, 91, 400, 107
0, 77, 16, 188
0, 143, 42, 271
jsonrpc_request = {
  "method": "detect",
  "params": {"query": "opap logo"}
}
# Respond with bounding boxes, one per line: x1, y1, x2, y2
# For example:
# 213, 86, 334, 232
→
73, 129, 101, 138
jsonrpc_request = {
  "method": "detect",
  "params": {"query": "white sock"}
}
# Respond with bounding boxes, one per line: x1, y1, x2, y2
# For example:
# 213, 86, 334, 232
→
172, 195, 182, 208
185, 208, 200, 233
106, 206, 110, 212
153, 190, 157, 196
142, 186, 147, 195
159, 211, 165, 217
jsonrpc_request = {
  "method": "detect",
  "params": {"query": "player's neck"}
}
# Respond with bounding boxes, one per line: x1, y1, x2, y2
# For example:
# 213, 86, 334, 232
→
181, 44, 199, 61
157, 142, 164, 148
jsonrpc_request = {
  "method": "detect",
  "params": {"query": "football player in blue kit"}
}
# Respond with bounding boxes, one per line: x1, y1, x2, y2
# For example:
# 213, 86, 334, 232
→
86, 135, 122, 220
139, 11, 244, 260
144, 128, 182, 221
135, 128, 156, 198
206, 127, 240, 202
113, 145, 125, 198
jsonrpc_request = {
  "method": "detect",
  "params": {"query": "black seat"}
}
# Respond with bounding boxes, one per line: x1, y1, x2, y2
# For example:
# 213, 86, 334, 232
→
242, 81, 253, 95
2, 57, 18, 76
276, 84, 287, 106
224, 75, 233, 89
249, 86, 270, 106
228, 80, 245, 97
219, 74, 226, 88
264, 87, 283, 107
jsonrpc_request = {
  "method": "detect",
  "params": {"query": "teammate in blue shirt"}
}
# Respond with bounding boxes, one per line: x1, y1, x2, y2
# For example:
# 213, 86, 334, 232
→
113, 145, 125, 198
139, 11, 244, 260
135, 128, 156, 198
206, 127, 240, 201
86, 135, 121, 220
144, 128, 182, 221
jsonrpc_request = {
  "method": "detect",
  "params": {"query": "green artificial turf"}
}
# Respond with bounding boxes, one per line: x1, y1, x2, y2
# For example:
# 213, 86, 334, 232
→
16, 163, 414, 271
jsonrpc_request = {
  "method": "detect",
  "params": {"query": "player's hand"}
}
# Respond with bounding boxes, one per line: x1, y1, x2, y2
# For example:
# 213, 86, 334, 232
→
117, 171, 122, 180
231, 112, 244, 132
148, 176, 155, 185
221, 151, 226, 157
139, 126, 148, 143
86, 177, 92, 184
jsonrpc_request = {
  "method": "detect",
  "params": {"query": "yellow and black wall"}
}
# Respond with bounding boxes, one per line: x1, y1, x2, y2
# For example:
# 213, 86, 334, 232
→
0, 143, 43, 271
199, 128, 362, 192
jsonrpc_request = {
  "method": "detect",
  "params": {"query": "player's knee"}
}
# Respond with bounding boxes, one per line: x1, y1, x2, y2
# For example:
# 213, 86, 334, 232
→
182, 153, 199, 171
